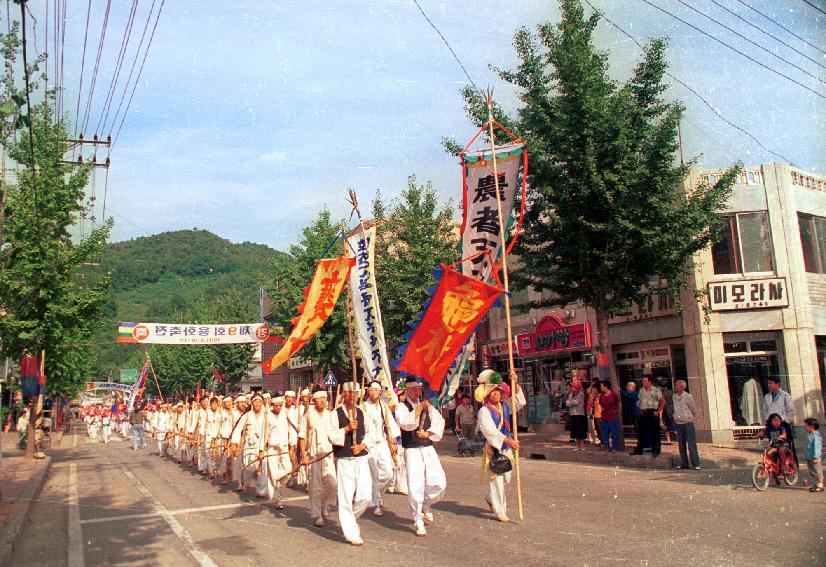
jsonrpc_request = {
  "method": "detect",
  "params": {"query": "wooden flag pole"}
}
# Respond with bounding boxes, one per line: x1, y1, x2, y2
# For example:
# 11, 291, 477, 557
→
341, 222, 361, 398
143, 347, 165, 404
485, 89, 524, 522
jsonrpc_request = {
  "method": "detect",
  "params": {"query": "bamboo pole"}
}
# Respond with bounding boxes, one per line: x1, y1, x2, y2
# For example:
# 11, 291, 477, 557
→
485, 90, 524, 522
143, 348, 165, 404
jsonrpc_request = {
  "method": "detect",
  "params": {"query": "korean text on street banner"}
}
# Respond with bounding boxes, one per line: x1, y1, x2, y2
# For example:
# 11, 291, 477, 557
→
117, 322, 271, 345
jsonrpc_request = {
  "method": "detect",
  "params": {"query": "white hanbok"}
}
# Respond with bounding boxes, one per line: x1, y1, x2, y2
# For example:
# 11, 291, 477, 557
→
363, 399, 400, 509
328, 406, 373, 543
477, 389, 526, 520
299, 407, 337, 523
230, 409, 271, 495
264, 409, 294, 505
395, 400, 446, 526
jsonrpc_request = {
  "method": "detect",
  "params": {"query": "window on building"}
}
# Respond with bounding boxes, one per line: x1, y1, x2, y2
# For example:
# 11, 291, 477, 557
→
711, 212, 775, 274
798, 213, 826, 274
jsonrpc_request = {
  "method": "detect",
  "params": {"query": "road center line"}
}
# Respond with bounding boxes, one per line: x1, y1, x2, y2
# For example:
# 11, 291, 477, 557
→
78, 495, 309, 525
122, 468, 218, 567
68, 432, 85, 567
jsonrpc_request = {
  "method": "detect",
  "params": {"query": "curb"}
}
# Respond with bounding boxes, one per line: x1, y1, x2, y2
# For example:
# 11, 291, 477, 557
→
0, 456, 52, 567
520, 444, 755, 470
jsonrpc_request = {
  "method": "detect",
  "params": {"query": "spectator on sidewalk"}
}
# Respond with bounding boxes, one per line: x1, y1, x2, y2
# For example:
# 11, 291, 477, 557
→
621, 381, 641, 447
763, 377, 795, 425
565, 381, 587, 451
455, 395, 476, 439
672, 380, 700, 470
633, 375, 664, 458
660, 380, 677, 445
803, 418, 823, 493
598, 381, 620, 453
586, 382, 602, 447
16, 408, 29, 449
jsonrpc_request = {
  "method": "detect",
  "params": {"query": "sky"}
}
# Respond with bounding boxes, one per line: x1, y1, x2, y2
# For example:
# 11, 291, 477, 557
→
14, 0, 826, 250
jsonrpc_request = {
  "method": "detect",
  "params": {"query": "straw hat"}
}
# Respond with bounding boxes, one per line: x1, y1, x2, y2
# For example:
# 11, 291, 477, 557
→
474, 369, 505, 403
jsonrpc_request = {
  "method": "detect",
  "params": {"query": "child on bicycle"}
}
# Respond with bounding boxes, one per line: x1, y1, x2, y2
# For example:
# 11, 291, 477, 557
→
758, 413, 793, 473
804, 418, 823, 493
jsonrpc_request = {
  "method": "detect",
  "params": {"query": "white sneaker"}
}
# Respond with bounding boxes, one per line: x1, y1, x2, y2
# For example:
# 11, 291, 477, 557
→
423, 512, 434, 524
373, 507, 383, 516
414, 521, 427, 537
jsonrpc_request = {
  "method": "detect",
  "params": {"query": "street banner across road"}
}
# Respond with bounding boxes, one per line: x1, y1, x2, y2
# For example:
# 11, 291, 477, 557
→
261, 255, 355, 374
117, 322, 271, 344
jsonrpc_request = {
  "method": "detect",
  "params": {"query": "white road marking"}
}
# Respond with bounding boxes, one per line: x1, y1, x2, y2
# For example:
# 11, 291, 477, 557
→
68, 433, 85, 567
79, 495, 310, 525
122, 468, 218, 567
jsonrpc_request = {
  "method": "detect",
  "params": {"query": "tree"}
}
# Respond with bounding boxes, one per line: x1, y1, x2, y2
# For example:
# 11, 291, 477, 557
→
455, 1, 739, 369
262, 207, 349, 373
0, 102, 112, 398
372, 176, 458, 348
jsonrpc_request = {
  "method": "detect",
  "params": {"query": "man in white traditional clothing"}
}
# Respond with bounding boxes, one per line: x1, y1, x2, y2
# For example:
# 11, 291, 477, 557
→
284, 390, 300, 488
387, 387, 408, 496
173, 403, 186, 461
217, 397, 234, 484
230, 395, 248, 486
205, 397, 223, 478
230, 393, 271, 497
395, 377, 446, 537
185, 400, 199, 466
295, 388, 312, 489
154, 403, 171, 456
195, 397, 210, 475
264, 395, 294, 509
299, 388, 337, 527
475, 369, 525, 523
328, 382, 372, 546
362, 380, 400, 516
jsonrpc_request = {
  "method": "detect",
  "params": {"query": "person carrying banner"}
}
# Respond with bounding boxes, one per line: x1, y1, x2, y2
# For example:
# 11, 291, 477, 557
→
395, 377, 446, 537
362, 380, 399, 515
328, 382, 372, 546
299, 388, 337, 527
264, 395, 293, 509
475, 369, 525, 523
230, 393, 271, 497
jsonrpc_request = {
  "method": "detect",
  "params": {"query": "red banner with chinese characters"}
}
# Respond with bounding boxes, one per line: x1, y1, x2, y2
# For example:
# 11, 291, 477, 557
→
261, 256, 355, 374
398, 265, 503, 390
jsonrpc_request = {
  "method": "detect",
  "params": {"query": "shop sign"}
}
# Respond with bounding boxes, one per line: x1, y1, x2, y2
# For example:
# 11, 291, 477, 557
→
609, 291, 676, 324
289, 356, 313, 370
516, 314, 592, 356
487, 338, 517, 358
708, 277, 788, 311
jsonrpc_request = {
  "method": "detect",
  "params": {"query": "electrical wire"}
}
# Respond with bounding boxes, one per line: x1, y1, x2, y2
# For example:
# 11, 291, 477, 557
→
96, 0, 139, 136
73, 0, 93, 139
800, 0, 826, 16
708, 0, 824, 72
80, 0, 113, 136
111, 0, 165, 151
582, 0, 794, 164
411, 0, 483, 97
733, 0, 825, 56
637, 0, 825, 100
674, 0, 825, 86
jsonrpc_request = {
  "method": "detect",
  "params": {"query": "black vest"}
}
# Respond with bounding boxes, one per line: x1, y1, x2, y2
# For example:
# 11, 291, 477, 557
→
334, 406, 367, 459
401, 400, 432, 449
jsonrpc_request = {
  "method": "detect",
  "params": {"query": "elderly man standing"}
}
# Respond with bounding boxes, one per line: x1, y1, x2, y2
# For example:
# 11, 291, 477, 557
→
672, 380, 700, 470
329, 382, 373, 546
763, 377, 795, 425
633, 375, 665, 458
300, 388, 337, 527
362, 380, 400, 516
395, 377, 446, 537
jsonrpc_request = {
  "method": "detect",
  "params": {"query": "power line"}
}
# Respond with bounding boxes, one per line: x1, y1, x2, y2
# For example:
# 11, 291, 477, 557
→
96, 0, 139, 135
637, 0, 825, 100
410, 0, 483, 97
800, 0, 826, 16
111, 0, 166, 151
734, 0, 825, 57
73, 0, 93, 138
674, 0, 825, 86
582, 0, 794, 165
80, 0, 113, 135
707, 0, 825, 72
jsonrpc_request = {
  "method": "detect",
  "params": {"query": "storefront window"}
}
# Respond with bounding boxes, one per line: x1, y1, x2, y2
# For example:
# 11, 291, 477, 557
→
798, 213, 826, 274
724, 334, 785, 426
817, 337, 826, 412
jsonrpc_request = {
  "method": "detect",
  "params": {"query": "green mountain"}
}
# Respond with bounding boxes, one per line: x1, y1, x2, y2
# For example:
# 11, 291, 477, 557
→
90, 229, 285, 379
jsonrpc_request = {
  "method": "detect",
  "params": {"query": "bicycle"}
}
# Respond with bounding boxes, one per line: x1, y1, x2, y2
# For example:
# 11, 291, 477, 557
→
751, 438, 799, 491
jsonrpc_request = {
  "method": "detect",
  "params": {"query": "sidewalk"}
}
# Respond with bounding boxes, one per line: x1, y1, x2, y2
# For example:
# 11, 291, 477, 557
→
0, 432, 53, 567
515, 431, 759, 470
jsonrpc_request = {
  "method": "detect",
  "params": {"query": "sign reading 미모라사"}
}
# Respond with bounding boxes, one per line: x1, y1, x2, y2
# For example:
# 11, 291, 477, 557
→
707, 277, 788, 311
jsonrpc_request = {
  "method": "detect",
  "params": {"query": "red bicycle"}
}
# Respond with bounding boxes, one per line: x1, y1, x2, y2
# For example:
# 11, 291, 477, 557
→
751, 438, 799, 491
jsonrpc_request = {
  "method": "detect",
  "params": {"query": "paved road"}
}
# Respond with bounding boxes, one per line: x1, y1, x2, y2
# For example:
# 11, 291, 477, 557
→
8, 427, 826, 567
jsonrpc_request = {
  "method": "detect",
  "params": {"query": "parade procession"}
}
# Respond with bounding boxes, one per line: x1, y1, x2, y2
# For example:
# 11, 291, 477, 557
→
2, 1, 824, 566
